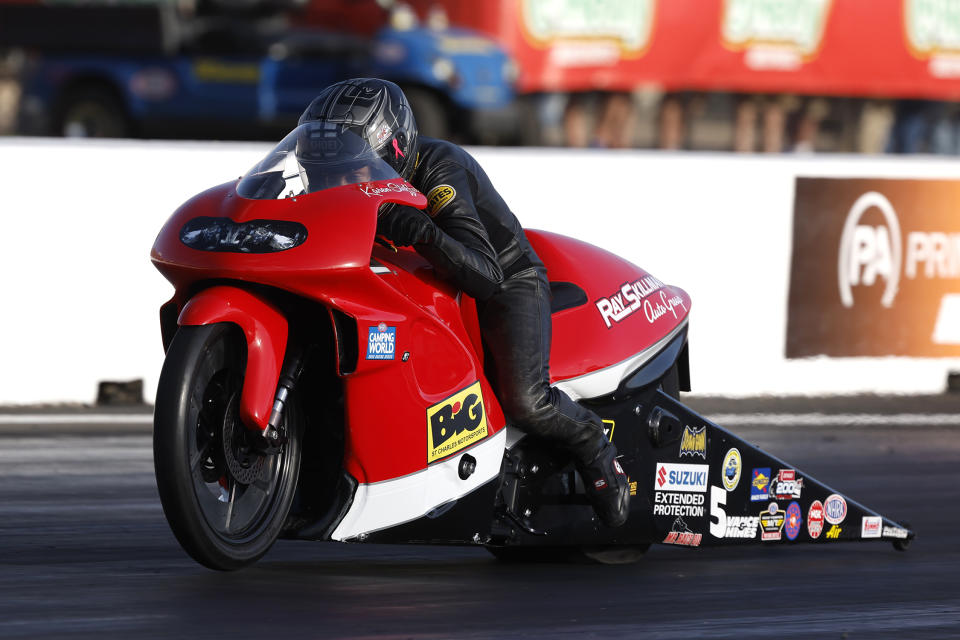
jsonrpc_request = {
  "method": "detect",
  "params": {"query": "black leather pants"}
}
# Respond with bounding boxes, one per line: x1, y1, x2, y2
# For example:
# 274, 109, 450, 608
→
477, 267, 607, 465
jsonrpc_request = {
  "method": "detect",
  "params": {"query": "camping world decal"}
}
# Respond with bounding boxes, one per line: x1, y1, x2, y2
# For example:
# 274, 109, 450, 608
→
426, 381, 488, 463
366, 323, 396, 360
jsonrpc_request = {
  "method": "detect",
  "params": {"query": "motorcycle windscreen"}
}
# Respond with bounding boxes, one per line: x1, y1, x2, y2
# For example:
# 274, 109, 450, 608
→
237, 123, 401, 200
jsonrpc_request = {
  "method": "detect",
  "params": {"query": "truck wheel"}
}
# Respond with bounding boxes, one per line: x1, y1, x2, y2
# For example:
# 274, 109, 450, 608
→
57, 86, 130, 138
404, 87, 448, 140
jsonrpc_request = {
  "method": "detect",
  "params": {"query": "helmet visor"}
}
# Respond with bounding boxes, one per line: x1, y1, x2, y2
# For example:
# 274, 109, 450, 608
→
237, 122, 399, 200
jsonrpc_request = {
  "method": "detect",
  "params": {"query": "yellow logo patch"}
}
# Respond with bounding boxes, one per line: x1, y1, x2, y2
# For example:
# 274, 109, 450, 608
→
602, 419, 615, 442
426, 381, 488, 463
679, 425, 707, 459
426, 184, 456, 216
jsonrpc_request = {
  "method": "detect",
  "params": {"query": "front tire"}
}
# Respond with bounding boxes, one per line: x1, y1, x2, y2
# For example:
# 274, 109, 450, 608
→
154, 323, 302, 571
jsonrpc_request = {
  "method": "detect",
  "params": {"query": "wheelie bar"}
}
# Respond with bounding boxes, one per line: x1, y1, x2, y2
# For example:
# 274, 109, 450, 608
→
641, 389, 916, 550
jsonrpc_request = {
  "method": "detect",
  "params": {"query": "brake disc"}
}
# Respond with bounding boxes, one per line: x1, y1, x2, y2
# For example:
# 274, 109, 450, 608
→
221, 394, 265, 486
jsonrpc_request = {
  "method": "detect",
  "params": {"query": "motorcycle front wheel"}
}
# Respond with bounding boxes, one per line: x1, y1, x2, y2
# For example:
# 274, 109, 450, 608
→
154, 323, 302, 571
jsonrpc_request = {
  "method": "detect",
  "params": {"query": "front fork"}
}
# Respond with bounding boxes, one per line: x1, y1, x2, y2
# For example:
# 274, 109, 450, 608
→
260, 344, 305, 453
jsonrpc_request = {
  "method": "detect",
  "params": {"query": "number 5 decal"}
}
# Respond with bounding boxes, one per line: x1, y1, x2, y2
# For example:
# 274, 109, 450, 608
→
710, 485, 726, 538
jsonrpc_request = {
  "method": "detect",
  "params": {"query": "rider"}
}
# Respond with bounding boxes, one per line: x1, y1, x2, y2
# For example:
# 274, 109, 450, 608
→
298, 78, 629, 527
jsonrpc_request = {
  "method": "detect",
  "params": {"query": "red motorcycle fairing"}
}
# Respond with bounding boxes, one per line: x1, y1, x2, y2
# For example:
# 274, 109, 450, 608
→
526, 230, 691, 400
151, 178, 506, 492
177, 286, 288, 431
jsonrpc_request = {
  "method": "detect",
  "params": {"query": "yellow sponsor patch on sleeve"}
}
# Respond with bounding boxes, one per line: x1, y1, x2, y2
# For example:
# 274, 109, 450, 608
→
426, 184, 456, 216
426, 381, 488, 463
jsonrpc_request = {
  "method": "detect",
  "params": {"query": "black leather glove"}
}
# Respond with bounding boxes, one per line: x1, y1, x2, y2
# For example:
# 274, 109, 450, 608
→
377, 206, 438, 247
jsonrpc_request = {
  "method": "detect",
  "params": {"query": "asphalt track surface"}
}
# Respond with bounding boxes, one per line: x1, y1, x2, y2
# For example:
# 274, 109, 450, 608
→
2, 396, 959, 639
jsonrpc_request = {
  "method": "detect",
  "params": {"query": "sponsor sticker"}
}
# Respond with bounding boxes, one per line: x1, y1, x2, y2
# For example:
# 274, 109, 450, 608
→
426, 184, 456, 215
594, 276, 666, 329
663, 516, 702, 547
825, 524, 842, 539
709, 485, 726, 538
861, 516, 883, 539
824, 494, 847, 525
678, 425, 707, 459
653, 491, 705, 518
723, 516, 759, 539
426, 381, 489, 463
722, 448, 742, 491
643, 290, 689, 325
366, 323, 396, 360
602, 419, 616, 442
750, 468, 771, 502
883, 525, 909, 539
376, 123, 392, 144
807, 500, 825, 539
759, 503, 786, 541
770, 469, 803, 500
655, 462, 709, 492
629, 480, 637, 496
784, 501, 802, 541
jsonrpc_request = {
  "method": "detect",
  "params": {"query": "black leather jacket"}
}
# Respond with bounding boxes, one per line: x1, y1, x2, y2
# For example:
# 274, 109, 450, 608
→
407, 137, 544, 301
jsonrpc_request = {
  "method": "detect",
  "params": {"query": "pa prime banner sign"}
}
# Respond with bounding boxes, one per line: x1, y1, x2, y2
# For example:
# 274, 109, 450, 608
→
787, 178, 960, 357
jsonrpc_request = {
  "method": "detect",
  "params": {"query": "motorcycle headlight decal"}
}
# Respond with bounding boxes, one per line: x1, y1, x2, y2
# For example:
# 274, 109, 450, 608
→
179, 217, 307, 253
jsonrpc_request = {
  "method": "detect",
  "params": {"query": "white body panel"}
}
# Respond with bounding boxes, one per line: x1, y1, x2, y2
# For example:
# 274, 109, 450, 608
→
331, 429, 506, 541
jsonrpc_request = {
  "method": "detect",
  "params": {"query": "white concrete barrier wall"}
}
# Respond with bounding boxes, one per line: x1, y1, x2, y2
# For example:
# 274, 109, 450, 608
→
2, 137, 959, 405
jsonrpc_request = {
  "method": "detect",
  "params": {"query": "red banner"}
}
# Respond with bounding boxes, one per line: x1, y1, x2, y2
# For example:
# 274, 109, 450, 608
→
430, 0, 960, 99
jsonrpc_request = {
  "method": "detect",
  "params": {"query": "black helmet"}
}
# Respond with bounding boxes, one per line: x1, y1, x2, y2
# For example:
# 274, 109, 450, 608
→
299, 78, 419, 181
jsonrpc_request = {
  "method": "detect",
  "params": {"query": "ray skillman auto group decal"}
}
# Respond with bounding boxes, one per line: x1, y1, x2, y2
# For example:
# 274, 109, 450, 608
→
426, 381, 488, 463
594, 276, 672, 329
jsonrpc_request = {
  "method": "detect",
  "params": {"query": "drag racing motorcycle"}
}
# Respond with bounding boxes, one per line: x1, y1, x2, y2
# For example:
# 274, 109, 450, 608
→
151, 123, 915, 571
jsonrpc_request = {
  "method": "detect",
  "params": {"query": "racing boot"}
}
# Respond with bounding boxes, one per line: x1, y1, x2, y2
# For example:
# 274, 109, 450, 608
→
578, 441, 630, 527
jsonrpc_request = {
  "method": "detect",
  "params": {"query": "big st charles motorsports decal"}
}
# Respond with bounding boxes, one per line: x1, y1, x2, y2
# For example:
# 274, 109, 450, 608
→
787, 178, 960, 357
426, 381, 489, 463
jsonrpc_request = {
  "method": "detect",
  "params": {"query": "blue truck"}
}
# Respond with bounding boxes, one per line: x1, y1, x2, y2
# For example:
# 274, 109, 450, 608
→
2, 2, 517, 142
